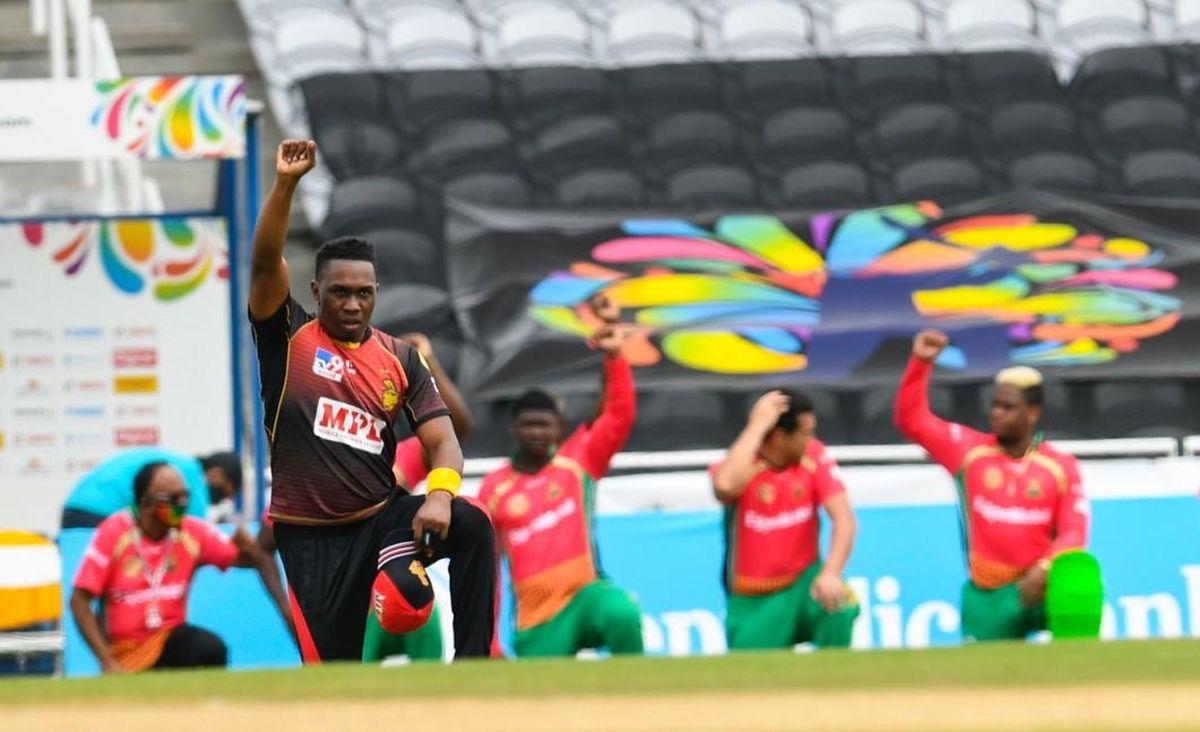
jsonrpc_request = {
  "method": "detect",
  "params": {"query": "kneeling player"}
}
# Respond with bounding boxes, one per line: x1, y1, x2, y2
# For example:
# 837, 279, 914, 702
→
711, 391, 859, 650
894, 330, 1100, 642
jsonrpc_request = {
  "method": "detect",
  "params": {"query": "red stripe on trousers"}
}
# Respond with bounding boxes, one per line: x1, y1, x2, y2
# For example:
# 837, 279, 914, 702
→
287, 586, 322, 664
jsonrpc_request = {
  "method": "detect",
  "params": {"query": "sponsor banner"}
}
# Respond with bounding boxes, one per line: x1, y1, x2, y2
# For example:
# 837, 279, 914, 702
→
0, 76, 245, 161
56, 484, 1200, 675
443, 192, 1200, 399
0, 216, 231, 533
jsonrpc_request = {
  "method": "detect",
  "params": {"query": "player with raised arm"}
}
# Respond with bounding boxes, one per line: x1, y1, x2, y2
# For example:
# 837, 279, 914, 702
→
248, 139, 494, 662
478, 296, 642, 657
894, 330, 1100, 641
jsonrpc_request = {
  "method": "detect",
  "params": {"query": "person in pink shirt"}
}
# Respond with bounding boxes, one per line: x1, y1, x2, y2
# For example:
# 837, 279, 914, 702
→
71, 461, 286, 672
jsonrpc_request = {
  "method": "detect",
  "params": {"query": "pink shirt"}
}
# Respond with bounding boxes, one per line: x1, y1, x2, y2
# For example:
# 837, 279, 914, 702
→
73, 511, 238, 642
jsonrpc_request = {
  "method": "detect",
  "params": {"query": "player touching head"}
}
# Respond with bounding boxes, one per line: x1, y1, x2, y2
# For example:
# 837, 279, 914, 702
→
710, 389, 859, 650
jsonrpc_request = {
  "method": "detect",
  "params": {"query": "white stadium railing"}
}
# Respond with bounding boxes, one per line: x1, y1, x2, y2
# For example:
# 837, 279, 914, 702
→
462, 436, 1193, 477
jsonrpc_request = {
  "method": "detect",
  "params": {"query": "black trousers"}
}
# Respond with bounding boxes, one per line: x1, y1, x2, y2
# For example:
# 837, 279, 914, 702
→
154, 624, 228, 669
274, 493, 496, 662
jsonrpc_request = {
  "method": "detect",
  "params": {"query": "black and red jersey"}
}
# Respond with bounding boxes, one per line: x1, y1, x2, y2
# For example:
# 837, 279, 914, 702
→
251, 296, 448, 525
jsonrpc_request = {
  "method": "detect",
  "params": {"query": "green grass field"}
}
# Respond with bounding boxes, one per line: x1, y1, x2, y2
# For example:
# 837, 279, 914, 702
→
6, 639, 1200, 731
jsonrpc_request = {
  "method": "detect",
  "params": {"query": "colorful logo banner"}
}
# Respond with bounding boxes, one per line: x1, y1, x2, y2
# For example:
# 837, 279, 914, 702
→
0, 76, 245, 161
442, 192, 1199, 398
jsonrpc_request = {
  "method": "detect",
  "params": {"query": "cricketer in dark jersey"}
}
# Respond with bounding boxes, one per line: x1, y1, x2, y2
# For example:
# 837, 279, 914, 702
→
248, 140, 495, 663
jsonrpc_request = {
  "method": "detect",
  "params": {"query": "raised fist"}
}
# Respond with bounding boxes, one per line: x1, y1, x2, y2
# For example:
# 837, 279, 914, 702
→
592, 323, 628, 356
589, 292, 621, 325
912, 329, 949, 363
276, 139, 316, 180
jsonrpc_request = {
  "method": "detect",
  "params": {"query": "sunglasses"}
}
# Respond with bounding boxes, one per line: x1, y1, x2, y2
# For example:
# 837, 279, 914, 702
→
149, 492, 189, 508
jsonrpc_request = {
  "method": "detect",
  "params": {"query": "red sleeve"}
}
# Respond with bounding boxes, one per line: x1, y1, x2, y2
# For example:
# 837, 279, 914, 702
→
809, 441, 847, 505
1048, 453, 1089, 557
567, 356, 636, 479
186, 518, 238, 571
73, 519, 121, 596
893, 355, 981, 473
392, 437, 428, 489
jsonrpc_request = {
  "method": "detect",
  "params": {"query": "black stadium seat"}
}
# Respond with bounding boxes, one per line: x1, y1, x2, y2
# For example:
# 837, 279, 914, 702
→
322, 176, 421, 237
1070, 46, 1176, 104
502, 66, 613, 129
443, 172, 533, 206
725, 58, 835, 117
390, 68, 497, 132
839, 54, 950, 117
644, 110, 742, 169
1121, 149, 1200, 197
364, 227, 445, 286
313, 119, 404, 180
759, 106, 854, 165
553, 169, 648, 206
665, 164, 758, 208
961, 50, 1062, 105
411, 118, 515, 177
984, 100, 1078, 160
776, 161, 872, 208
520, 114, 630, 175
620, 62, 725, 116
891, 156, 988, 202
870, 102, 970, 163
1098, 95, 1194, 154
1007, 151, 1102, 193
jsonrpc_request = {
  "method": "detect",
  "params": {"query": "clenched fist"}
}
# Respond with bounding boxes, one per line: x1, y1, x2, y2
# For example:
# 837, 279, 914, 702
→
912, 329, 949, 363
276, 139, 316, 180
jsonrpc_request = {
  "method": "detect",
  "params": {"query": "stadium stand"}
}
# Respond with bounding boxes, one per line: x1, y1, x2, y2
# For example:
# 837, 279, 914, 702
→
231, 0, 1200, 452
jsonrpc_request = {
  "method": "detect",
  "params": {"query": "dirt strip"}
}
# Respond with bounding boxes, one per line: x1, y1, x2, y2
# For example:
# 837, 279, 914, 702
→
10, 682, 1200, 732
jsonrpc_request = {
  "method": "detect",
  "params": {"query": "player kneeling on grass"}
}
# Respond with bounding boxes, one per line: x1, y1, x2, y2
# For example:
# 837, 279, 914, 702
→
894, 330, 1102, 642
711, 391, 859, 651
71, 462, 288, 672
479, 296, 642, 658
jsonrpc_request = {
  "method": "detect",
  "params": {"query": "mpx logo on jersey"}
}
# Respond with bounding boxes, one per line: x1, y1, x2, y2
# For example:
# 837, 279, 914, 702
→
313, 397, 386, 454
312, 347, 344, 382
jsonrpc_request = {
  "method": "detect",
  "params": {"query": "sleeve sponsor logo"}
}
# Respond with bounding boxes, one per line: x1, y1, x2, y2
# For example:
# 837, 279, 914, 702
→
312, 347, 344, 382
313, 396, 386, 454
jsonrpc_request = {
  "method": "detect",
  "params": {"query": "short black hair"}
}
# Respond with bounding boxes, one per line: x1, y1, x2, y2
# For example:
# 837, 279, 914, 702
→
773, 389, 816, 434
512, 389, 561, 418
315, 236, 375, 277
133, 461, 171, 504
200, 451, 242, 492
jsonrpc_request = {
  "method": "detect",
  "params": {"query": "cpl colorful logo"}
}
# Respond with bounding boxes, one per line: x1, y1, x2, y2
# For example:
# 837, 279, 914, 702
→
529, 202, 1182, 376
22, 218, 228, 301
91, 76, 245, 159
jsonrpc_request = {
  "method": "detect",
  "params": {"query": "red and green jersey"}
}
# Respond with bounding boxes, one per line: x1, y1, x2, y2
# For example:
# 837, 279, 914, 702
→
894, 356, 1090, 589
478, 356, 635, 631
711, 439, 846, 596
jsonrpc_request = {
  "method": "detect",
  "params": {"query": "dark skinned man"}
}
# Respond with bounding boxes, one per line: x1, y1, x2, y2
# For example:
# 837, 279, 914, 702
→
894, 329, 1093, 641
248, 139, 494, 662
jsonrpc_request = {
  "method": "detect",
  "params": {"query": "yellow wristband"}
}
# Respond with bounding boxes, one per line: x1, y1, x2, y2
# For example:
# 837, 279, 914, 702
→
426, 467, 462, 498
